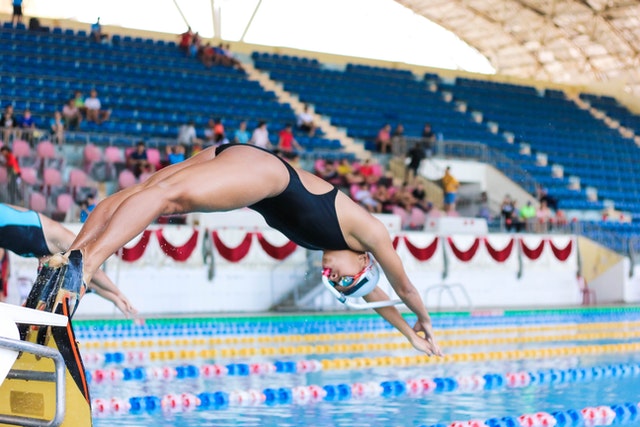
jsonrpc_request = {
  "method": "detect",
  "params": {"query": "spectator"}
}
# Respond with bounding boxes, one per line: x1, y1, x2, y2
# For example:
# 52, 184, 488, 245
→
405, 142, 426, 184
391, 123, 406, 158
375, 123, 392, 154
50, 111, 65, 145
62, 98, 82, 130
537, 187, 559, 211
476, 191, 491, 222
296, 104, 316, 136
249, 121, 271, 149
127, 141, 154, 179
1, 146, 21, 204
317, 159, 342, 186
203, 118, 217, 145
354, 183, 381, 213
501, 195, 519, 232
0, 105, 18, 143
90, 17, 109, 44
73, 90, 87, 117
359, 158, 380, 184
441, 166, 459, 213
421, 123, 436, 158
412, 181, 432, 213
336, 158, 352, 181
200, 43, 216, 68
177, 120, 201, 148
190, 141, 203, 158
373, 183, 394, 213
84, 89, 110, 124
233, 121, 250, 144
519, 201, 537, 232
166, 144, 186, 165
178, 27, 193, 55
213, 119, 225, 144
79, 194, 97, 223
536, 200, 554, 232
11, 0, 23, 26
277, 123, 302, 158
19, 108, 36, 143
190, 32, 201, 58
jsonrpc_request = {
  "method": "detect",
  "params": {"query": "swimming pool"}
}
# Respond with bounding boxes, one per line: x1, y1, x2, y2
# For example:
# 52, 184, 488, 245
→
79, 308, 640, 427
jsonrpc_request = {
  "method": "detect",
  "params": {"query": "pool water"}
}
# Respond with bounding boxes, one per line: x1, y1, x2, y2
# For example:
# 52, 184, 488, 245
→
78, 308, 640, 427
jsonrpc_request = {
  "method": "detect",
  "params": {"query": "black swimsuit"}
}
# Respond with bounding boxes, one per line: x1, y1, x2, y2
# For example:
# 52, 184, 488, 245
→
215, 144, 350, 251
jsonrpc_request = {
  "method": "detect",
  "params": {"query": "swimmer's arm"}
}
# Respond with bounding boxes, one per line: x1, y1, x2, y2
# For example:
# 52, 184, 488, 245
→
88, 284, 137, 318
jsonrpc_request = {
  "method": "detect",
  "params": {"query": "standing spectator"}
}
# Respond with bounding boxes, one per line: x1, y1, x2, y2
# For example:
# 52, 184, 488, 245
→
405, 142, 426, 184
177, 120, 201, 149
62, 98, 82, 130
500, 195, 518, 232
296, 104, 316, 136
537, 186, 558, 211
1, 146, 21, 204
203, 118, 217, 145
536, 200, 554, 232
178, 27, 193, 56
519, 201, 537, 232
233, 120, 250, 144
441, 166, 459, 213
391, 123, 406, 158
421, 123, 436, 158
127, 141, 154, 179
90, 17, 109, 44
375, 123, 392, 154
190, 32, 201, 58
11, 0, 23, 26
50, 111, 65, 145
0, 105, 17, 143
213, 118, 225, 144
250, 121, 271, 149
19, 109, 36, 143
277, 123, 302, 158
84, 89, 110, 124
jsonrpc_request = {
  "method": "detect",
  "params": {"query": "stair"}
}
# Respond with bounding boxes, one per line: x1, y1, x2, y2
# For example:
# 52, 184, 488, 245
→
242, 62, 368, 159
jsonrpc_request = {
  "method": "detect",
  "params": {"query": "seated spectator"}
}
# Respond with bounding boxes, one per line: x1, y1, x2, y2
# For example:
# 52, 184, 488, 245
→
218, 43, 243, 70
200, 43, 216, 68
476, 191, 491, 222
277, 123, 302, 158
190, 141, 203, 158
375, 123, 392, 154
359, 158, 381, 184
412, 181, 432, 213
0, 104, 18, 143
336, 158, 352, 179
537, 187, 559, 211
204, 118, 217, 145
296, 104, 316, 136
19, 108, 36, 143
166, 144, 186, 165
90, 17, 109, 44
127, 141, 155, 179
62, 98, 82, 130
213, 119, 225, 144
190, 32, 201, 58
353, 183, 381, 213
373, 183, 394, 214
73, 91, 87, 117
50, 111, 65, 145
405, 142, 426, 184
79, 193, 97, 223
85, 89, 111, 124
233, 121, 250, 144
317, 159, 342, 187
249, 121, 271, 149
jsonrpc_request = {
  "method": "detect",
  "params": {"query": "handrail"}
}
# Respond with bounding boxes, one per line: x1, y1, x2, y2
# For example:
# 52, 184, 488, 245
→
0, 337, 66, 427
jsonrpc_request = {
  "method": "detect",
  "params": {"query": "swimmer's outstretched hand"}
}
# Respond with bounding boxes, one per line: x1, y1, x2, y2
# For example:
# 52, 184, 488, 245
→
411, 320, 443, 357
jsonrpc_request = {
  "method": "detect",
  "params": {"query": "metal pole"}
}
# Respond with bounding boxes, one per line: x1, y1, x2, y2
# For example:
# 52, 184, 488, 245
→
172, 0, 190, 29
241, 0, 263, 42
210, 0, 217, 42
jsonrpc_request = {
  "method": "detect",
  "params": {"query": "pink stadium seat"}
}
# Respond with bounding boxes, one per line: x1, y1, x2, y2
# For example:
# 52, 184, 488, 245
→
138, 172, 153, 183
29, 192, 48, 213
36, 140, 56, 159
118, 169, 137, 189
0, 167, 7, 184
314, 159, 325, 174
56, 193, 74, 214
83, 144, 103, 172
146, 148, 162, 170
104, 146, 124, 164
11, 139, 31, 158
19, 167, 39, 186
43, 168, 62, 187
68, 168, 88, 188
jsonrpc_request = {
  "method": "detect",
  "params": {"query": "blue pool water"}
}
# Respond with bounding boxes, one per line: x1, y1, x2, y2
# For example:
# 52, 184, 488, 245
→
79, 308, 640, 427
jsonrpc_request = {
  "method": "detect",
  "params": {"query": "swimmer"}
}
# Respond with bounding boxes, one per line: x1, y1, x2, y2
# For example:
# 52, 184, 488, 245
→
0, 203, 137, 317
40, 143, 441, 356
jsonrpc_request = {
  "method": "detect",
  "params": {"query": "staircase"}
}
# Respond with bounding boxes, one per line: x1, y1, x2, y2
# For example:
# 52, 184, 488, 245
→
271, 251, 324, 311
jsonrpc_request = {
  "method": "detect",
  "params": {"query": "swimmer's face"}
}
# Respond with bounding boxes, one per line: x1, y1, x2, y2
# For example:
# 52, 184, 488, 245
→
321, 250, 369, 286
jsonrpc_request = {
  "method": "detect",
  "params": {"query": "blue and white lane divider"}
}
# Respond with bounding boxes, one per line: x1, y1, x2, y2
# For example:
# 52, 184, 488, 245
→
90, 362, 640, 416
87, 361, 640, 386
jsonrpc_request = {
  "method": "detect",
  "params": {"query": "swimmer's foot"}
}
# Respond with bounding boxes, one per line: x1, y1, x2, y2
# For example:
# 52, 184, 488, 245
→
53, 249, 87, 317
